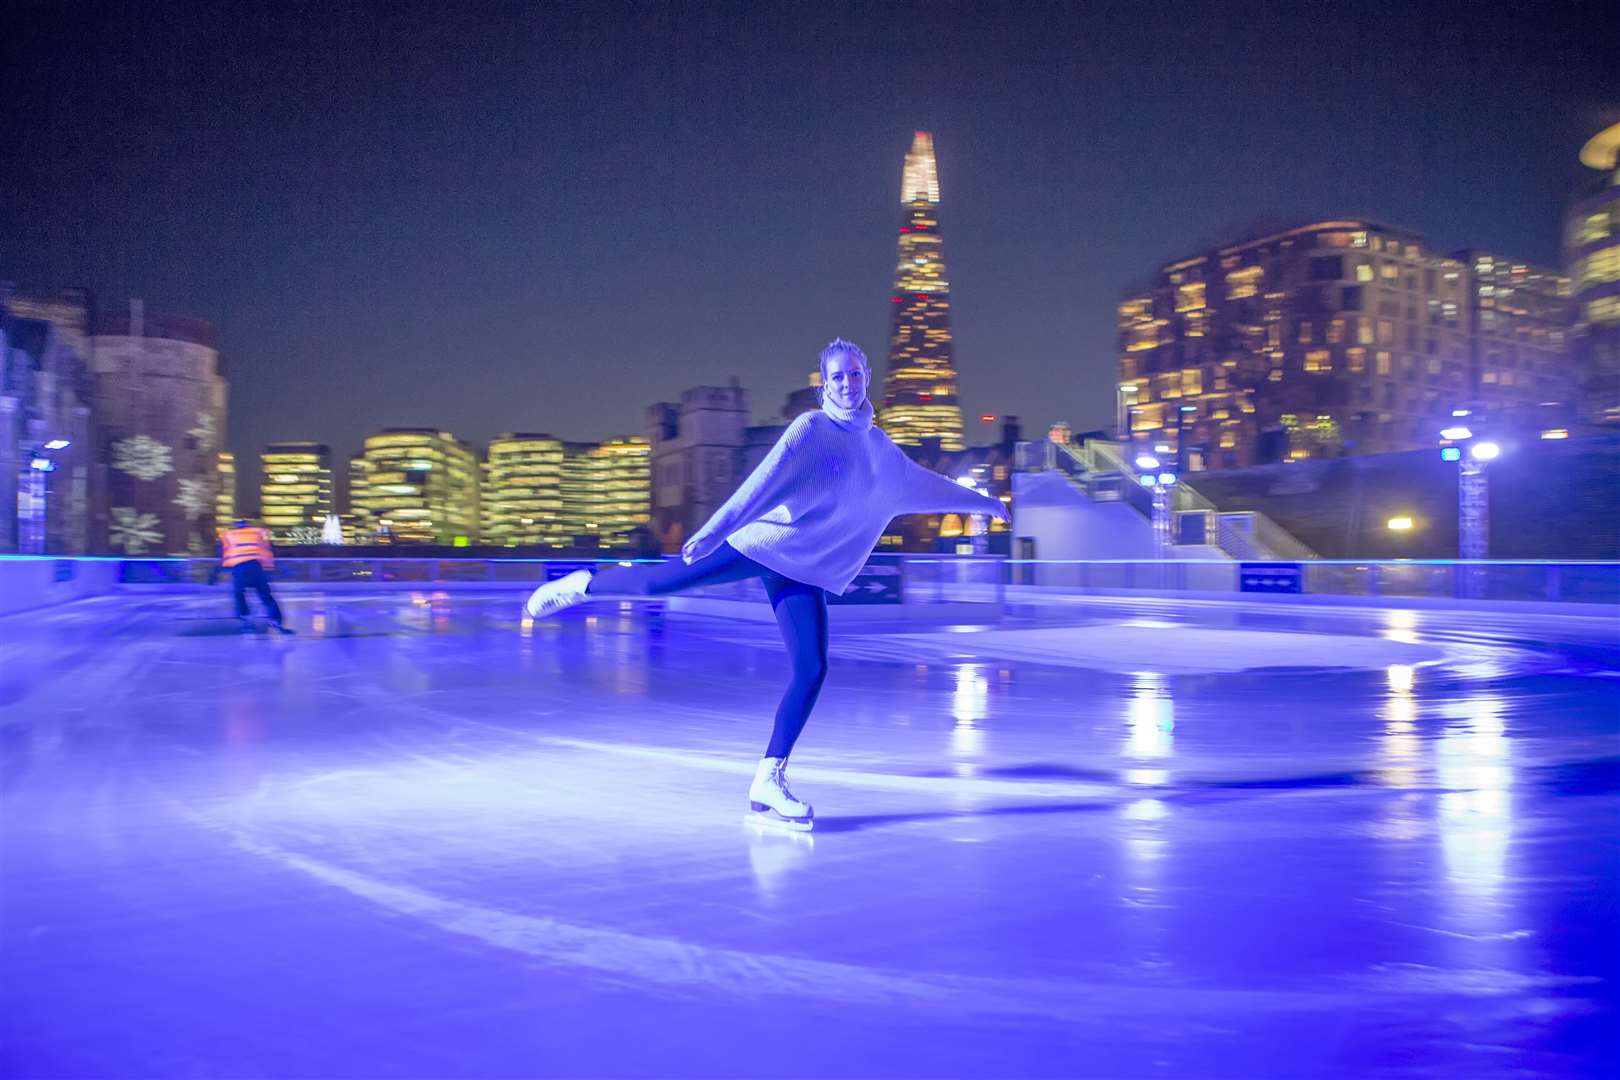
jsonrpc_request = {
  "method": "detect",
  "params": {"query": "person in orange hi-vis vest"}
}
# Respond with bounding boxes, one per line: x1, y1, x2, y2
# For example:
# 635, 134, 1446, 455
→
209, 519, 294, 633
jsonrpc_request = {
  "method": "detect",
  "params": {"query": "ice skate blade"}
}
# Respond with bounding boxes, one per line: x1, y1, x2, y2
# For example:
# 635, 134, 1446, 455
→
745, 808, 814, 833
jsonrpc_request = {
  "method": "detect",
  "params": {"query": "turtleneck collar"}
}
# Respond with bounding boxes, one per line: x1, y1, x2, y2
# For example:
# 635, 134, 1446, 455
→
821, 396, 875, 432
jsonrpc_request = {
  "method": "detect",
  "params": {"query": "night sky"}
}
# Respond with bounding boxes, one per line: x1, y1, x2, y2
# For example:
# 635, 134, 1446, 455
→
3, 1, 1614, 508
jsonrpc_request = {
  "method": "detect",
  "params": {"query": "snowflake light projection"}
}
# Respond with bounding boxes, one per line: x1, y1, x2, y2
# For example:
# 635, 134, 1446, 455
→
188, 411, 218, 451
173, 477, 215, 518
109, 508, 163, 553
112, 435, 174, 481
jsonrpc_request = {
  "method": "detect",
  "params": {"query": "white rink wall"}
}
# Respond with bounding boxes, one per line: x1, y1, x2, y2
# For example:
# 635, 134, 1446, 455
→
0, 557, 124, 617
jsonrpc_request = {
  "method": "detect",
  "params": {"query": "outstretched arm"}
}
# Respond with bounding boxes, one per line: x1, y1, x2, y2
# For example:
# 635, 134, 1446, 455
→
683, 414, 817, 563
891, 453, 1009, 520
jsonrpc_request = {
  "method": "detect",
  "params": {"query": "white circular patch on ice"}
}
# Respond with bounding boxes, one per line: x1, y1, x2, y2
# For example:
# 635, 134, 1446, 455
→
883, 625, 1447, 675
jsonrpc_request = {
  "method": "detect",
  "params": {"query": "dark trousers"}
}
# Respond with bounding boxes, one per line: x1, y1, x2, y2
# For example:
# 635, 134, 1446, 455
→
231, 561, 283, 624
589, 543, 829, 758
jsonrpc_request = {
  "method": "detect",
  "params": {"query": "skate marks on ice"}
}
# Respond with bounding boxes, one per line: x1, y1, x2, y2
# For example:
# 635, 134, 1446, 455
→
711, 623, 1550, 678
179, 808, 1598, 1030
537, 734, 1123, 801
526, 736, 1482, 835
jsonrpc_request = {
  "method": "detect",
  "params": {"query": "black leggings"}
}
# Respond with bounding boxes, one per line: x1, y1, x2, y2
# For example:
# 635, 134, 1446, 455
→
588, 543, 829, 758
231, 562, 283, 623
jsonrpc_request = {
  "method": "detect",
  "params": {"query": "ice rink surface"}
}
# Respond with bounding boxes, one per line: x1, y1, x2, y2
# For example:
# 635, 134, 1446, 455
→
2, 588, 1617, 1078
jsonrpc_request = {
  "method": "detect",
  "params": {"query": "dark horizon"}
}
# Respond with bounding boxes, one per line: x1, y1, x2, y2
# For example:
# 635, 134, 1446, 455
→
3, 1, 1616, 510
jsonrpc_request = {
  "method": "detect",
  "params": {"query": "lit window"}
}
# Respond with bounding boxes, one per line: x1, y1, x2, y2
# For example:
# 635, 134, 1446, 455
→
1381, 263, 1398, 280
1298, 321, 1313, 344
1225, 266, 1262, 299
1357, 320, 1374, 345
1356, 263, 1374, 283
1347, 348, 1367, 373
1376, 351, 1392, 376
1580, 245, 1620, 286
1587, 295, 1620, 324
1304, 350, 1331, 372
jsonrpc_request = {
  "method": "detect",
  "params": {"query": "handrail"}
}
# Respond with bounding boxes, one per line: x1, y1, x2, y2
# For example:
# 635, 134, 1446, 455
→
1076, 441, 1318, 560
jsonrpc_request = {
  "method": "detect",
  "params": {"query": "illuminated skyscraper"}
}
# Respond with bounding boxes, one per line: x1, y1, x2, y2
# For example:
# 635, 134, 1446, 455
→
259, 442, 333, 541
880, 131, 965, 450
482, 434, 566, 546
348, 429, 479, 544
1567, 122, 1620, 428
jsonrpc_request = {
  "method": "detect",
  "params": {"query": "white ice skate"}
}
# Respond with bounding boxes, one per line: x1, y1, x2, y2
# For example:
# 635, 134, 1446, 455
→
747, 756, 814, 832
524, 569, 594, 619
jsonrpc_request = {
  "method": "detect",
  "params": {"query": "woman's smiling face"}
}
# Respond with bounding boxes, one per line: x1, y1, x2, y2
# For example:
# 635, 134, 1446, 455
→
823, 351, 868, 410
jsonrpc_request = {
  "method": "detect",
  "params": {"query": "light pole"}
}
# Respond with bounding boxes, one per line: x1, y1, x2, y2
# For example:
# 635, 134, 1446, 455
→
956, 474, 991, 554
1439, 419, 1499, 560
1136, 455, 1177, 559
1439, 414, 1499, 598
1175, 403, 1196, 473
22, 439, 71, 555
1456, 441, 1498, 560
1116, 383, 1137, 445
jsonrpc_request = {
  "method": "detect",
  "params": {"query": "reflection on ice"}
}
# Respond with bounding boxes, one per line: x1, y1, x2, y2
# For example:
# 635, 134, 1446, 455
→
1378, 663, 1420, 788
1436, 694, 1514, 903
951, 664, 988, 724
1381, 610, 1420, 645
1126, 672, 1174, 760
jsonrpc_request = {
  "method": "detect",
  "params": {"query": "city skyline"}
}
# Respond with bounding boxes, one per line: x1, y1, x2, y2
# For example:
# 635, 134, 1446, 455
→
3, 2, 1614, 500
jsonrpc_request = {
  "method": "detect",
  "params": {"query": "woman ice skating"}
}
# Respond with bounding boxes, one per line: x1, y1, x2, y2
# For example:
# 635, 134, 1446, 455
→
522, 338, 1009, 830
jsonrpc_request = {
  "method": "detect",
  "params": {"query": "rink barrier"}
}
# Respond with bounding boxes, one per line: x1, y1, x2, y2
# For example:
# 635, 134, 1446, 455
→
2, 556, 1617, 614
1002, 558, 1620, 607
0, 556, 125, 617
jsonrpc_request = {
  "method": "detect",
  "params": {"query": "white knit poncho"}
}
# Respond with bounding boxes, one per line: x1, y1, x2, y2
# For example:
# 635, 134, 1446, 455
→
687, 401, 1006, 595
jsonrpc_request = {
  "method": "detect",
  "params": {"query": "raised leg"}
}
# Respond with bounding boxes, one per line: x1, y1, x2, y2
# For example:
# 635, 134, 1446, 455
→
586, 542, 765, 597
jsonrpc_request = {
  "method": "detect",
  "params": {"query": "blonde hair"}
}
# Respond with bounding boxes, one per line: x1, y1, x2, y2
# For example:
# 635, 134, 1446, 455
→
818, 337, 870, 382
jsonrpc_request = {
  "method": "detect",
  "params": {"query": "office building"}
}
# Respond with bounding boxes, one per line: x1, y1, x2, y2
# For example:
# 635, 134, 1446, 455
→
1120, 220, 1513, 469
1567, 122, 1620, 427
482, 434, 566, 546
260, 442, 333, 542
559, 437, 651, 549
348, 429, 479, 545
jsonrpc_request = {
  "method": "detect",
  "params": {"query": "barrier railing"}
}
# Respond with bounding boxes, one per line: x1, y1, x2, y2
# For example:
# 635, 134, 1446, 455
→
168, 556, 1620, 605
6, 555, 1616, 610
1073, 440, 1317, 561
1003, 559, 1620, 605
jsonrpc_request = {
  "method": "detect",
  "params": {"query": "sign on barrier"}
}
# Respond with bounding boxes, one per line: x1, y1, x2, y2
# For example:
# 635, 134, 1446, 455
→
829, 564, 903, 605
1240, 562, 1303, 593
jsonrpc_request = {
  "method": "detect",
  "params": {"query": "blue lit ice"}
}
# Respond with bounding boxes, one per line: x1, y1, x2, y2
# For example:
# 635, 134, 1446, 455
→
2, 589, 1616, 1077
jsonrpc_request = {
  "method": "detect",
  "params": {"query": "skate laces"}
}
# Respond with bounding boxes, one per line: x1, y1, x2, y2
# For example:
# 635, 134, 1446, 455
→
773, 761, 800, 805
